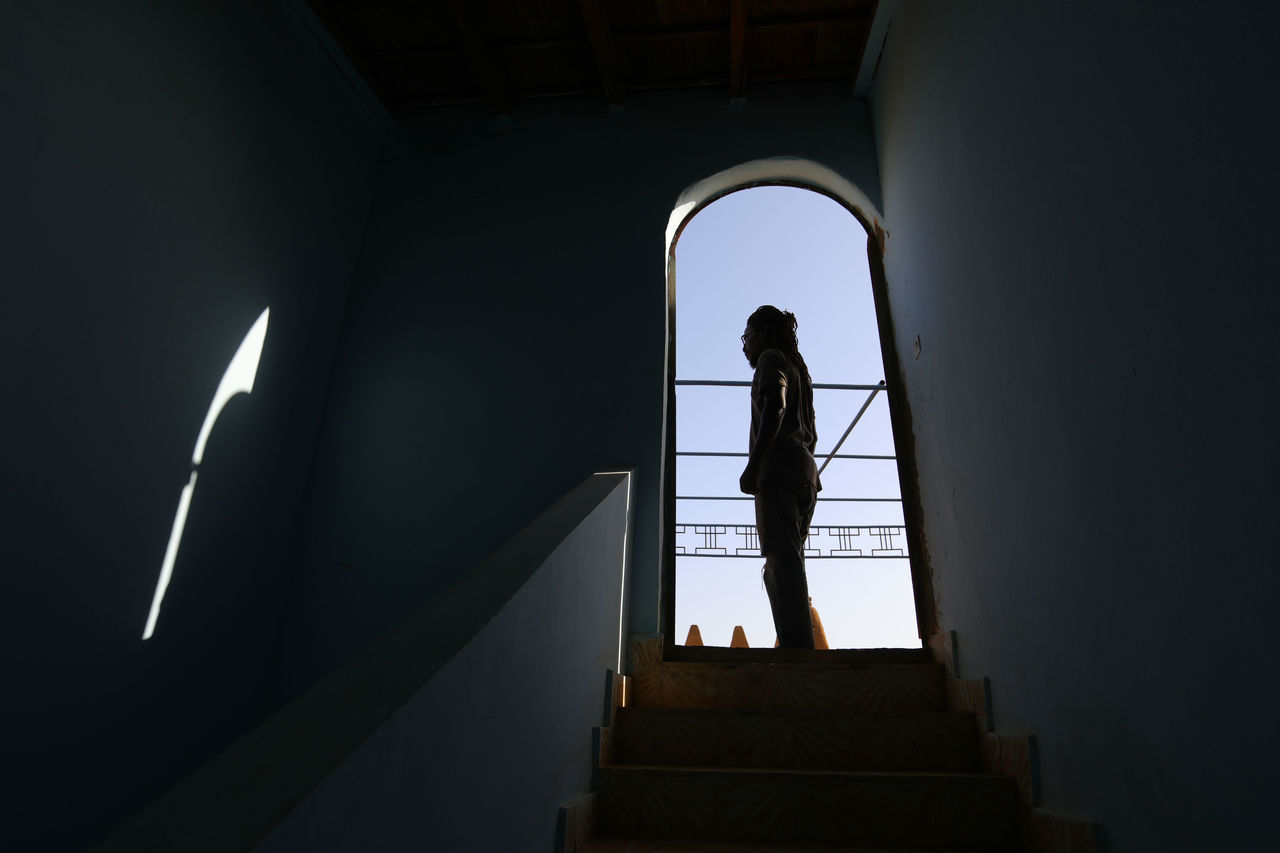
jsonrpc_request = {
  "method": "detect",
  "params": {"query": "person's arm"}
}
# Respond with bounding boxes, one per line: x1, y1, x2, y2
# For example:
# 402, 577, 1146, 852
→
740, 351, 788, 494
806, 385, 818, 456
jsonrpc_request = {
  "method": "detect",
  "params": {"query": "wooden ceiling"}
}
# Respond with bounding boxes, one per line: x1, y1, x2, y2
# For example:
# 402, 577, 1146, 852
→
307, 0, 882, 115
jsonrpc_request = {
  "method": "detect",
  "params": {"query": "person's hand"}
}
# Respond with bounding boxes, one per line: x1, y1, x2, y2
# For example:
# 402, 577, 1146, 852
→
739, 464, 758, 495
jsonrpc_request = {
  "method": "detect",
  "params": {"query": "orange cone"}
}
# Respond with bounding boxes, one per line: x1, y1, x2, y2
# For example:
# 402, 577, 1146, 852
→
773, 598, 831, 649
809, 597, 830, 650
730, 625, 750, 648
684, 624, 704, 646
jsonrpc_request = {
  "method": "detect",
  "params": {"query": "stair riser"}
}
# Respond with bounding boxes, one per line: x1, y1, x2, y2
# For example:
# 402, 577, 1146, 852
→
614, 710, 979, 773
630, 663, 945, 713
597, 768, 1018, 850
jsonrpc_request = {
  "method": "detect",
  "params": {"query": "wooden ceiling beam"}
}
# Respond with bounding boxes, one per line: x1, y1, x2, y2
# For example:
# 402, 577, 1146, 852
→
302, 2, 398, 119
394, 62, 863, 111
444, 0, 511, 116
362, 15, 869, 60
729, 0, 746, 101
577, 0, 623, 108
853, 0, 896, 98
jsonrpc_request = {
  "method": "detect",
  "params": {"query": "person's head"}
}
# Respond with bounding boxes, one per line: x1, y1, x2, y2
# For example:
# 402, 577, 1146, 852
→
742, 305, 800, 369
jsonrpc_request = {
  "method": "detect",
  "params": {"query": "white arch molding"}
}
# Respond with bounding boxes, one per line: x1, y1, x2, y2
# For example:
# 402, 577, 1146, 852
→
662, 157, 888, 417
664, 157, 885, 261
657, 157, 934, 649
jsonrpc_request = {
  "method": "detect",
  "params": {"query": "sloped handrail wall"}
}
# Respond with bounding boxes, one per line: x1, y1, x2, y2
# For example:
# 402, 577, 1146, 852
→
96, 471, 634, 852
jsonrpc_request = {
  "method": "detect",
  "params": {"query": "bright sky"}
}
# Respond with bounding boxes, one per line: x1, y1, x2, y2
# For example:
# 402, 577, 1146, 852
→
674, 186, 920, 649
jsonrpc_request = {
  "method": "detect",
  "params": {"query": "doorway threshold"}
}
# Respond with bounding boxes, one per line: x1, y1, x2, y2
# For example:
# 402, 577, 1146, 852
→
662, 645, 930, 665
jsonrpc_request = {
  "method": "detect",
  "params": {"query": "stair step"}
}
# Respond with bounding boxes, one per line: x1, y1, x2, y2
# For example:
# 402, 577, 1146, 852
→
662, 647, 933, 665
596, 766, 1018, 851
630, 663, 944, 713
613, 708, 979, 773
584, 840, 988, 853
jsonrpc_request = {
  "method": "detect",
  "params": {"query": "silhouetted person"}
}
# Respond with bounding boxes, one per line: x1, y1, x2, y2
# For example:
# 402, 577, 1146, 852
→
739, 305, 820, 649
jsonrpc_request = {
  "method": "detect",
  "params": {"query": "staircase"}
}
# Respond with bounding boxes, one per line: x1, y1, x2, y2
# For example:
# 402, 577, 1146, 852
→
583, 639, 1019, 851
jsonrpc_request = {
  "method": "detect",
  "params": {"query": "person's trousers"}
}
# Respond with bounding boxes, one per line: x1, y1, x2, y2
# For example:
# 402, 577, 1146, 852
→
755, 482, 817, 649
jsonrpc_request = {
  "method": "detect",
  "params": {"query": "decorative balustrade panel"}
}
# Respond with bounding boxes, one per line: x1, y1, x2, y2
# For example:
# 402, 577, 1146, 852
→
674, 523, 907, 559
674, 380, 908, 564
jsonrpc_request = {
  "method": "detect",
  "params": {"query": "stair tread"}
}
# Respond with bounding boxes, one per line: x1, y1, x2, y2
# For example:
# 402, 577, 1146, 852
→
598, 640, 1017, 852
662, 647, 931, 665
608, 705, 980, 773
595, 765, 1018, 850
603, 764, 1010, 782
620, 707, 971, 719
628, 661, 945, 713
585, 840, 980, 853
645, 661, 940, 671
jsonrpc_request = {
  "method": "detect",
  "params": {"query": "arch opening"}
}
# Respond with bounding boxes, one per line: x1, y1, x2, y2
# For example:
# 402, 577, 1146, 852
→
660, 159, 931, 652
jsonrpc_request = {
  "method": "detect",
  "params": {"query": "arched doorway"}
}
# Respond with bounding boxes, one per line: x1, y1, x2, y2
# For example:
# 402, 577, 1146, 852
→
660, 158, 935, 655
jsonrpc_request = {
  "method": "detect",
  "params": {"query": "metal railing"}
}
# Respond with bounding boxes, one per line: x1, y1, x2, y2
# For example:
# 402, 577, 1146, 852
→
674, 378, 907, 559
675, 523, 907, 559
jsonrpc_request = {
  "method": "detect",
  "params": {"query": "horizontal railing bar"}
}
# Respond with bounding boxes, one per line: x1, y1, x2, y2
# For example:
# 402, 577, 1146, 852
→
677, 525, 905, 531
677, 451, 897, 460
674, 553, 907, 560
675, 380, 883, 390
677, 496, 903, 502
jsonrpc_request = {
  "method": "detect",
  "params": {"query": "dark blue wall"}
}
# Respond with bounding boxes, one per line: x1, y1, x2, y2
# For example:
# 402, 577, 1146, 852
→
257, 475, 632, 853
284, 85, 884, 691
0, 2, 384, 848
872, 1, 1280, 848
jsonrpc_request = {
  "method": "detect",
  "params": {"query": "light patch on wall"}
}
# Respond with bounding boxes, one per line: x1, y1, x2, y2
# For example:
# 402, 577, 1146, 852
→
142, 308, 270, 640
596, 470, 634, 675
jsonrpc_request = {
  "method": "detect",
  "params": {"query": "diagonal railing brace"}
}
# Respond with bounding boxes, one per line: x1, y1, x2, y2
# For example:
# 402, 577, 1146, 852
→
817, 380, 885, 478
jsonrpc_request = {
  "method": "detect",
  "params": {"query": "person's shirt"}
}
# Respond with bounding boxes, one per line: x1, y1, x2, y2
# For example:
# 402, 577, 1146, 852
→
749, 348, 821, 491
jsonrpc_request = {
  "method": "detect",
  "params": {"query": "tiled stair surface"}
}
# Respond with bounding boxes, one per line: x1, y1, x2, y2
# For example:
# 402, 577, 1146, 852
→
584, 843, 987, 853
630, 661, 946, 714
598, 765, 1016, 849
592, 645, 1019, 852
612, 708, 979, 773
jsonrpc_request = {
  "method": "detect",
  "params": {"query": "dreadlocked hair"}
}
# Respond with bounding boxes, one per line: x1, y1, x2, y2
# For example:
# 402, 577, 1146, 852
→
747, 305, 812, 384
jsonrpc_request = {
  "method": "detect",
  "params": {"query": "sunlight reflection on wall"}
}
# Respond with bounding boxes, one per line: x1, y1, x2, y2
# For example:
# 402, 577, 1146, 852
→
142, 308, 270, 640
